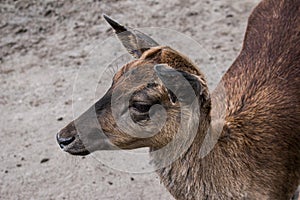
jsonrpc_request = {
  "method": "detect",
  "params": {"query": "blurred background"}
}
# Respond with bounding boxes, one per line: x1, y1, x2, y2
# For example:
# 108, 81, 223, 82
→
0, 0, 259, 199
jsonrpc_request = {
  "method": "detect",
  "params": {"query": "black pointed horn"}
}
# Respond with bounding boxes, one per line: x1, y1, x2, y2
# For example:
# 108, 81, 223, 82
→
103, 14, 159, 58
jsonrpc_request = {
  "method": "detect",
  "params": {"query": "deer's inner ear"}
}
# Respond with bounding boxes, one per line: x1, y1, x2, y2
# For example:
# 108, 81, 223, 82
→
167, 89, 177, 104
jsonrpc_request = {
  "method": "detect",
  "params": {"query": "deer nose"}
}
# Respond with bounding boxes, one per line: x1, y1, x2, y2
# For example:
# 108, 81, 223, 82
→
56, 132, 75, 148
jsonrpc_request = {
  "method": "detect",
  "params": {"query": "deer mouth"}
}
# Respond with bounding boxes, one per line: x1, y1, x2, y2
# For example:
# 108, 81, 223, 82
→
56, 132, 90, 155
56, 127, 117, 156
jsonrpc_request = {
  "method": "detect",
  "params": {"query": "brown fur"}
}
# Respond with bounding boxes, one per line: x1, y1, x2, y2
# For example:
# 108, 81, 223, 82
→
57, 0, 300, 199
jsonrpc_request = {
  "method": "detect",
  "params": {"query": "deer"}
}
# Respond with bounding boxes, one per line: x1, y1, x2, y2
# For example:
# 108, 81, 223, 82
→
56, 0, 300, 199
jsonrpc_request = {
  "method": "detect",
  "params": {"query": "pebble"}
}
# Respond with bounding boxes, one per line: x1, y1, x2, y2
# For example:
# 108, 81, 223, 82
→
40, 158, 49, 163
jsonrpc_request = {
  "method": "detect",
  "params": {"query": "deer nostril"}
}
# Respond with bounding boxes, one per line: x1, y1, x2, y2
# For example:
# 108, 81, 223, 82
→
56, 133, 75, 148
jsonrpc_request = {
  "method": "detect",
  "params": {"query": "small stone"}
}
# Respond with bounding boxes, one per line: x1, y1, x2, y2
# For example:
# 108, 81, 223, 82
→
187, 11, 198, 16
130, 177, 134, 181
15, 28, 27, 34
16, 164, 22, 167
64, 100, 72, 105
40, 158, 49, 163
44, 10, 54, 17
108, 181, 113, 185
57, 117, 63, 121
213, 45, 222, 49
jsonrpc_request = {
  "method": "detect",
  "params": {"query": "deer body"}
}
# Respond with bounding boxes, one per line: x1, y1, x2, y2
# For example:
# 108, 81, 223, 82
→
57, 0, 300, 199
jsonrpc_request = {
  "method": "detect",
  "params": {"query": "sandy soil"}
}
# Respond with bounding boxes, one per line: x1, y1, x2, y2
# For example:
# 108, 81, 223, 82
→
0, 0, 260, 199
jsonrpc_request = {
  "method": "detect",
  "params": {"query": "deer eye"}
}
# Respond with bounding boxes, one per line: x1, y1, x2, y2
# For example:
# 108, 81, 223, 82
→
131, 102, 152, 113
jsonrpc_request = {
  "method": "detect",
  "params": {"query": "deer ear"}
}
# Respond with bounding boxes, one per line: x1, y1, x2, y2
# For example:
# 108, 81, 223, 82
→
103, 15, 159, 59
154, 64, 208, 104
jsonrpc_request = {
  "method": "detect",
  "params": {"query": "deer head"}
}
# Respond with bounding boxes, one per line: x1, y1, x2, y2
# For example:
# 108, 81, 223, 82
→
56, 15, 211, 156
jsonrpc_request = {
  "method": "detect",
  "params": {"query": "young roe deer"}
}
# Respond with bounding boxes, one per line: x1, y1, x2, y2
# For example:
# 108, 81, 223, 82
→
56, 0, 300, 199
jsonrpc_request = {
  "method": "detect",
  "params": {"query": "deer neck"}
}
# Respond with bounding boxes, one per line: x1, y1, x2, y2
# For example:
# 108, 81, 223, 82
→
149, 115, 218, 199
149, 94, 229, 199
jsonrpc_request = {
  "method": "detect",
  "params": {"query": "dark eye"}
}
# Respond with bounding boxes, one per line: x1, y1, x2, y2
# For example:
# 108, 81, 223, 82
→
131, 102, 152, 113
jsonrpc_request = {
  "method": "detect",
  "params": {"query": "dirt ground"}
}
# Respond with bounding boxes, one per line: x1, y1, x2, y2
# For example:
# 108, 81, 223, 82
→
0, 0, 260, 199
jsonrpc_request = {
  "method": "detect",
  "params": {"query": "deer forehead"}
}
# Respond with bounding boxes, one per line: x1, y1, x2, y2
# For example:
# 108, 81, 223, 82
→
113, 46, 201, 85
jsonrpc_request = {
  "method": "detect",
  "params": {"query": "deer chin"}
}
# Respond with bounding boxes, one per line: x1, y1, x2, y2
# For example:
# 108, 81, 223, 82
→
64, 146, 91, 156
